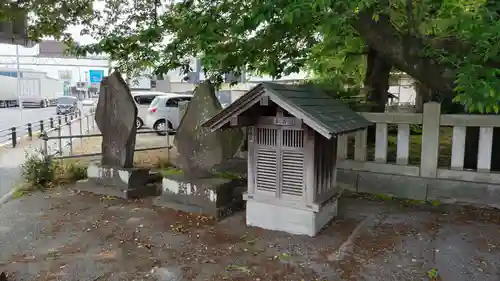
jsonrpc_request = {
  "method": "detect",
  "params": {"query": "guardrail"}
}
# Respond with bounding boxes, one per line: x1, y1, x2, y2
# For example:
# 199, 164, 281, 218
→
0, 111, 86, 148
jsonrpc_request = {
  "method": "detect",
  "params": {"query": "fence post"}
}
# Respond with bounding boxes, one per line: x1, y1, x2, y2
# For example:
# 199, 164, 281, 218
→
68, 120, 73, 156
50, 117, 54, 129
11, 127, 16, 148
420, 102, 441, 178
41, 133, 48, 160
86, 114, 90, 133
166, 129, 171, 161
39, 120, 44, 133
79, 113, 83, 145
27, 123, 32, 140
58, 122, 63, 156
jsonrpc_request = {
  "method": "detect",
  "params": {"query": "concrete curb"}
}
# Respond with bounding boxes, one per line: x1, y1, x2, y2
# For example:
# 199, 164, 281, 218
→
0, 142, 8, 149
0, 189, 15, 205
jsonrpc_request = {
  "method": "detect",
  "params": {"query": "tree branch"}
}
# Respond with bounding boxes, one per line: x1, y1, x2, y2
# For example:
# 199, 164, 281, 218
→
352, 10, 456, 95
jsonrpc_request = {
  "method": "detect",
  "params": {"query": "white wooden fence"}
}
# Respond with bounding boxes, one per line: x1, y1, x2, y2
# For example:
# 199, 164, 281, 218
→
337, 102, 500, 186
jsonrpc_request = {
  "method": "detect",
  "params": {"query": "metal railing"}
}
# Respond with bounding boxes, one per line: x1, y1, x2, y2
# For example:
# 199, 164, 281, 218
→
40, 114, 173, 161
0, 111, 86, 148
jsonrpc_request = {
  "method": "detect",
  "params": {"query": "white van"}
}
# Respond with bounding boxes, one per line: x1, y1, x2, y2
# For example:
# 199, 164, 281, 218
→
145, 94, 193, 135
132, 91, 170, 129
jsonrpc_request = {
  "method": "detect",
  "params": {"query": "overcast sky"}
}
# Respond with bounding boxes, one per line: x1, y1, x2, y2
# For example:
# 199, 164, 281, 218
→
0, 27, 107, 82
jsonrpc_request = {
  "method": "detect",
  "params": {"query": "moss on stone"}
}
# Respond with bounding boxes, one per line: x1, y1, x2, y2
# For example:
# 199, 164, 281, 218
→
211, 171, 244, 180
373, 193, 394, 201
348, 191, 441, 207
161, 167, 184, 176
161, 167, 244, 181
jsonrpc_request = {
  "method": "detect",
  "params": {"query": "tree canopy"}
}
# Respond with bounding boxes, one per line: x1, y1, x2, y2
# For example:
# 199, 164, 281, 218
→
2, 0, 500, 112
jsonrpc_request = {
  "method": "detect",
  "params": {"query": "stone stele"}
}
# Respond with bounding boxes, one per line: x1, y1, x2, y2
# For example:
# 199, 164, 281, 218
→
95, 71, 137, 168
175, 80, 243, 176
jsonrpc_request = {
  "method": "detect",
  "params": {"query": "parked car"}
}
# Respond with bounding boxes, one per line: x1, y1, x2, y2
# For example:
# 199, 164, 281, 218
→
56, 96, 79, 115
81, 99, 96, 106
21, 97, 50, 108
132, 91, 171, 129
145, 94, 193, 136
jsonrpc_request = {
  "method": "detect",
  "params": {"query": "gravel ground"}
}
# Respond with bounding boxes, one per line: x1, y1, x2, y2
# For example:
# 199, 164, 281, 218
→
0, 188, 499, 281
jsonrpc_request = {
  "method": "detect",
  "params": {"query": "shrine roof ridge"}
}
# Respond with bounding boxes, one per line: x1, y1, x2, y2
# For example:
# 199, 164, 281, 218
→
202, 82, 372, 139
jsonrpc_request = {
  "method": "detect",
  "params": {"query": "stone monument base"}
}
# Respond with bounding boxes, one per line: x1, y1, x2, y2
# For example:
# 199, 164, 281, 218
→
153, 173, 246, 219
81, 162, 162, 199
244, 195, 338, 237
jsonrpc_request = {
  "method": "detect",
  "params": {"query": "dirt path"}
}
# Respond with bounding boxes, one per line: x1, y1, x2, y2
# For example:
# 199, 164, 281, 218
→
1, 188, 499, 281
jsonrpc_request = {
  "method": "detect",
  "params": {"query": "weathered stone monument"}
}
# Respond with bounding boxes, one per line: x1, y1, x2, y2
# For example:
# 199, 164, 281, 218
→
154, 81, 246, 218
175, 80, 244, 175
95, 71, 137, 168
84, 71, 162, 199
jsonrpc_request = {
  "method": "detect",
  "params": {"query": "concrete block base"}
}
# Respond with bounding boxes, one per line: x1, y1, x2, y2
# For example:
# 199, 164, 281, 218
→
85, 162, 161, 199
337, 169, 500, 210
245, 197, 338, 237
153, 173, 246, 219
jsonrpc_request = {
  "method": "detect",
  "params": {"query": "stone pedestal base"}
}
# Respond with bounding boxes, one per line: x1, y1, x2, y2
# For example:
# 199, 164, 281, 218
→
154, 173, 246, 219
245, 197, 338, 237
83, 162, 161, 199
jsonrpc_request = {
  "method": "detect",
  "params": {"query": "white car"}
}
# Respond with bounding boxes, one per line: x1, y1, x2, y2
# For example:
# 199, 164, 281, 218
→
81, 99, 96, 106
145, 94, 193, 135
132, 91, 172, 129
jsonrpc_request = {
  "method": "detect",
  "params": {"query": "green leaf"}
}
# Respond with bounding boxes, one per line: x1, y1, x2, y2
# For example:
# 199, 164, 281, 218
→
493, 104, 500, 114
10, 0, 499, 115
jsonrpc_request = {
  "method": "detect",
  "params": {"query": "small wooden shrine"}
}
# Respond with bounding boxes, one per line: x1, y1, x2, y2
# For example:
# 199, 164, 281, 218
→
202, 82, 371, 236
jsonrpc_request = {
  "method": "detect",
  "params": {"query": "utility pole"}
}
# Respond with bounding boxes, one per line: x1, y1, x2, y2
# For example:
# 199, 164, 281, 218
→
15, 43, 24, 127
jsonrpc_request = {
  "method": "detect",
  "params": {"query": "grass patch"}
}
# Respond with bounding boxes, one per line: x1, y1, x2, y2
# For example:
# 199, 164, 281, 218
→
159, 167, 245, 181
161, 167, 184, 176
211, 171, 244, 180
346, 191, 441, 208
16, 151, 88, 197
11, 183, 32, 199
21, 152, 59, 190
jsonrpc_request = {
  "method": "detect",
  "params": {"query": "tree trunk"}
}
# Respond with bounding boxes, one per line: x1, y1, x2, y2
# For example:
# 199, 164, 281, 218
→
353, 7, 499, 97
415, 81, 432, 113
364, 48, 393, 113
363, 48, 393, 143
353, 12, 456, 97
353, 10, 500, 171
